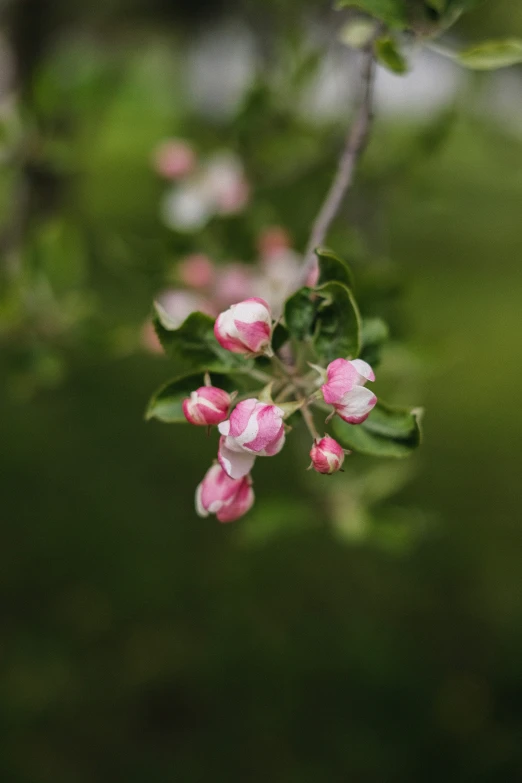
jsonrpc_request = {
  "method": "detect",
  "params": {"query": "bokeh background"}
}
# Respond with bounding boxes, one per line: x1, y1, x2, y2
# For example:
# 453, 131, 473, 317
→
1, 0, 522, 781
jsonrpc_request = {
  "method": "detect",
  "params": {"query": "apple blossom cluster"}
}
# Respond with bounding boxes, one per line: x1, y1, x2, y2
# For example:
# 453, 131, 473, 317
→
141, 226, 308, 354
153, 138, 250, 233
182, 297, 377, 524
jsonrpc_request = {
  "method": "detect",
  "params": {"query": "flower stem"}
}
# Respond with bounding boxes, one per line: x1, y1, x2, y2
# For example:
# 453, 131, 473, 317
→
300, 40, 378, 285
300, 403, 320, 441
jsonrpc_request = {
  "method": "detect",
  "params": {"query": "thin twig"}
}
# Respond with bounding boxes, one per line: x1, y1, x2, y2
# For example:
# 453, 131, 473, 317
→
300, 403, 320, 440
301, 42, 378, 285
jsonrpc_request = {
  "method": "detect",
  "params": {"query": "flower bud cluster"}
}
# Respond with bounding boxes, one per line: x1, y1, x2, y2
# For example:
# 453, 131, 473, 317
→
180, 297, 378, 524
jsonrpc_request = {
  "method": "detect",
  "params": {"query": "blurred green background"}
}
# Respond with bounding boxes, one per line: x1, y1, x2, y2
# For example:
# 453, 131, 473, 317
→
1, 1, 522, 781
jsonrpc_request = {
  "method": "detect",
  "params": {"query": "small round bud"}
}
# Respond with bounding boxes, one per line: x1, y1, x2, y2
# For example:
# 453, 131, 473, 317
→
214, 298, 272, 355
309, 435, 345, 474
178, 254, 215, 289
217, 398, 285, 479
152, 139, 196, 179
195, 464, 254, 523
182, 387, 231, 426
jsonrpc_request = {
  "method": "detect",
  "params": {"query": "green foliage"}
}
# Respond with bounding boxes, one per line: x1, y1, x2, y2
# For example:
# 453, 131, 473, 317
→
314, 282, 362, 362
153, 310, 247, 377
284, 287, 317, 342
374, 37, 408, 73
456, 39, 522, 69
284, 281, 361, 362
336, 0, 407, 28
315, 247, 354, 289
332, 400, 422, 457
336, 0, 487, 34
146, 372, 240, 423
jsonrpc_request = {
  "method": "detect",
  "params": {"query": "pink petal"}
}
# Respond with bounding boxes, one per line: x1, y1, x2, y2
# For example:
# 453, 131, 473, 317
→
217, 478, 254, 523
233, 318, 270, 353
241, 405, 284, 452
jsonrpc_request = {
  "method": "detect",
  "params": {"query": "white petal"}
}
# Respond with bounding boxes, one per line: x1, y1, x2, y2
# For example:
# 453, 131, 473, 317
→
218, 420, 231, 436
337, 385, 377, 421
350, 359, 375, 385
219, 439, 256, 479
195, 483, 209, 517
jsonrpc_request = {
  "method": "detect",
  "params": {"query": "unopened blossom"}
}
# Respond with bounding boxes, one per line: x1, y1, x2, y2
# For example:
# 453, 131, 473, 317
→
322, 358, 377, 424
182, 386, 231, 426
195, 463, 254, 523
309, 436, 345, 474
152, 139, 196, 179
214, 297, 272, 355
217, 399, 285, 479
213, 264, 255, 309
257, 226, 292, 260
203, 152, 250, 215
161, 182, 213, 232
178, 254, 215, 289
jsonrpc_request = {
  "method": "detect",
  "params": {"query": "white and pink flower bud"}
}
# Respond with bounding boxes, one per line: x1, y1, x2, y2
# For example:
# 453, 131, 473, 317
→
152, 139, 196, 180
178, 254, 215, 289
217, 399, 286, 479
203, 152, 250, 215
182, 386, 231, 426
195, 464, 254, 523
322, 358, 377, 424
309, 436, 345, 474
257, 226, 292, 260
214, 297, 272, 355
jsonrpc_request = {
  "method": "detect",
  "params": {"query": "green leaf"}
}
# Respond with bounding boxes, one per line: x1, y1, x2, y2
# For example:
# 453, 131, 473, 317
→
425, 0, 447, 12
336, 0, 407, 29
272, 321, 290, 352
332, 400, 422, 458
315, 248, 354, 290
284, 287, 316, 342
146, 372, 241, 423
153, 310, 246, 376
339, 18, 377, 49
284, 282, 361, 362
456, 39, 522, 70
374, 36, 408, 74
314, 282, 362, 363
360, 317, 389, 366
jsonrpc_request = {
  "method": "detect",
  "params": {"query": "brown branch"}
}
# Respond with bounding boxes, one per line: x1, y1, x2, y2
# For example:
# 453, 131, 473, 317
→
301, 43, 378, 285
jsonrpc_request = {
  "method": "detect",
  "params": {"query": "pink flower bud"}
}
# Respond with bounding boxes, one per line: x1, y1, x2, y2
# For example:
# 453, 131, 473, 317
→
203, 152, 250, 215
305, 258, 319, 288
322, 358, 377, 424
217, 398, 285, 479
182, 386, 231, 426
152, 139, 196, 179
195, 464, 254, 523
214, 297, 272, 355
178, 254, 215, 289
257, 226, 292, 259
213, 264, 255, 309
309, 436, 345, 474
